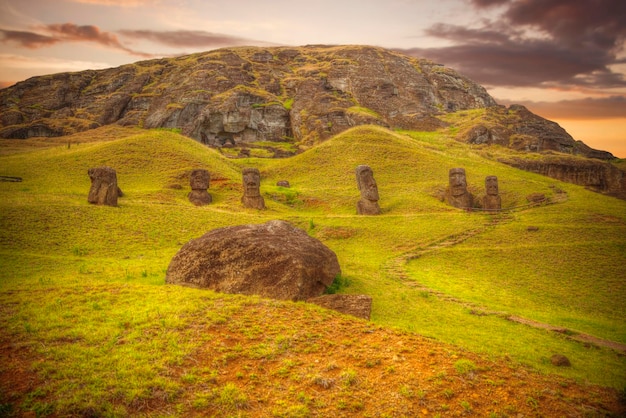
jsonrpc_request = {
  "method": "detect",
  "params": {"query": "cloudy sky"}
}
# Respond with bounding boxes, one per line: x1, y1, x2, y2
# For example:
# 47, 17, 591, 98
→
1, 0, 624, 157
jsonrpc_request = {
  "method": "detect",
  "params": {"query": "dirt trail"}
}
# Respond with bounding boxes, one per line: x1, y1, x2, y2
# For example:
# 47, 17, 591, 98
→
384, 212, 626, 355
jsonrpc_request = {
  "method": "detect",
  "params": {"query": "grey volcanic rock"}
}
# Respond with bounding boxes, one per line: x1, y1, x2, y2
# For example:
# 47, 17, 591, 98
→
307, 294, 373, 320
165, 220, 341, 301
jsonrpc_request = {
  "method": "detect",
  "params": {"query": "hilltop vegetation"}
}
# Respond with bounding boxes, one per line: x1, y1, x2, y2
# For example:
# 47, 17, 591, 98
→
0, 125, 625, 416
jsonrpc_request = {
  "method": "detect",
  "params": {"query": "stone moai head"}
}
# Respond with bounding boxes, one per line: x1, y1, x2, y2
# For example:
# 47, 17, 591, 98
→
356, 165, 379, 202
87, 166, 119, 207
356, 165, 381, 215
188, 169, 212, 206
482, 175, 501, 212
485, 176, 499, 196
449, 168, 468, 197
241, 168, 265, 209
242, 168, 261, 198
190, 169, 210, 191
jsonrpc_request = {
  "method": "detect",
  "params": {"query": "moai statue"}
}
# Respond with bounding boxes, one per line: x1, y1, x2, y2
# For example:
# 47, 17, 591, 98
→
87, 167, 119, 207
355, 165, 381, 215
482, 175, 501, 212
241, 168, 265, 209
188, 169, 212, 206
445, 168, 473, 209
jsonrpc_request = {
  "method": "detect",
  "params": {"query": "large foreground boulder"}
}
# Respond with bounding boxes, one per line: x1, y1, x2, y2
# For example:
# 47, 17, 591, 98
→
166, 220, 341, 301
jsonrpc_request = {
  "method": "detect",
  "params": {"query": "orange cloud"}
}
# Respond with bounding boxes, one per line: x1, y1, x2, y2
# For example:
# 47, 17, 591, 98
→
505, 96, 626, 120
0, 23, 154, 58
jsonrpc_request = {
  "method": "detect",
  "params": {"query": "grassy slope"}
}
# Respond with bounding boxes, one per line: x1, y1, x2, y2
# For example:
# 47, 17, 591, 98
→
0, 125, 624, 416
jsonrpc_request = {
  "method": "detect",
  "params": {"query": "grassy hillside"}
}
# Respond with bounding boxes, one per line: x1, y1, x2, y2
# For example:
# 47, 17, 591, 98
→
1, 126, 625, 416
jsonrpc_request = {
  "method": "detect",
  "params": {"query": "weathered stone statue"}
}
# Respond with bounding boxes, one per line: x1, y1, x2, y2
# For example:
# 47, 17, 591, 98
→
87, 166, 119, 207
482, 175, 501, 212
446, 167, 473, 209
356, 165, 381, 215
241, 168, 265, 209
188, 169, 212, 206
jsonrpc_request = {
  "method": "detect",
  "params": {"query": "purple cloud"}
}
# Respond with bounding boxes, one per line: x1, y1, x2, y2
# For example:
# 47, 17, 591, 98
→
399, 0, 626, 89
118, 29, 263, 48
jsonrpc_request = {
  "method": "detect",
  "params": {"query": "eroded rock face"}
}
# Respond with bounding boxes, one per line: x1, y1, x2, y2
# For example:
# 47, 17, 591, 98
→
355, 165, 381, 215
165, 220, 341, 301
501, 156, 626, 199
307, 294, 373, 320
87, 167, 119, 206
188, 169, 212, 206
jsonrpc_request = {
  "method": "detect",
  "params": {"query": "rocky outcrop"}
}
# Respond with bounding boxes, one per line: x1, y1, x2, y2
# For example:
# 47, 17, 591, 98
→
0, 45, 495, 150
457, 105, 614, 160
165, 220, 341, 301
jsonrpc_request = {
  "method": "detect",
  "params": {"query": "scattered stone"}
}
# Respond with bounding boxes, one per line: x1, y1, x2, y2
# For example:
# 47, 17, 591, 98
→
550, 354, 571, 367
307, 294, 373, 320
482, 175, 501, 212
526, 193, 546, 203
165, 220, 341, 301
187, 169, 212, 206
356, 165, 381, 215
0, 176, 22, 182
445, 168, 473, 209
87, 167, 119, 206
277, 180, 290, 188
241, 168, 265, 209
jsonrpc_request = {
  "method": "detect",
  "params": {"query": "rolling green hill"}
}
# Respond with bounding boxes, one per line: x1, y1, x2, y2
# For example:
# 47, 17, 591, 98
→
1, 125, 625, 416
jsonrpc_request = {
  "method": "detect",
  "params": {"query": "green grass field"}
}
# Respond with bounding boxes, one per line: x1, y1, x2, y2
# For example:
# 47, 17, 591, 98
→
1, 124, 625, 416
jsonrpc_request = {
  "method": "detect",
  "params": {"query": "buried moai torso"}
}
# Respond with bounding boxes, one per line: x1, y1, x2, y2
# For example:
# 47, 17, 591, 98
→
482, 175, 501, 211
241, 168, 265, 209
188, 169, 212, 206
87, 166, 120, 207
445, 168, 473, 209
356, 165, 381, 215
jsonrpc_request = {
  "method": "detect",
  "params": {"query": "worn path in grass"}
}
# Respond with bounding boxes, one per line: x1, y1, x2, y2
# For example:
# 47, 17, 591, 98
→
384, 209, 626, 355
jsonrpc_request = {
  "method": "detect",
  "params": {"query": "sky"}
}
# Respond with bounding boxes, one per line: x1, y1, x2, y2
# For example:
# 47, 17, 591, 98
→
0, 0, 625, 157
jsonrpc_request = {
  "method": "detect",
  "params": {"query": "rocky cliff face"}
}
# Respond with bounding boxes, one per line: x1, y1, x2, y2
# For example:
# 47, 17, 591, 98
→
499, 155, 626, 199
0, 45, 496, 150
